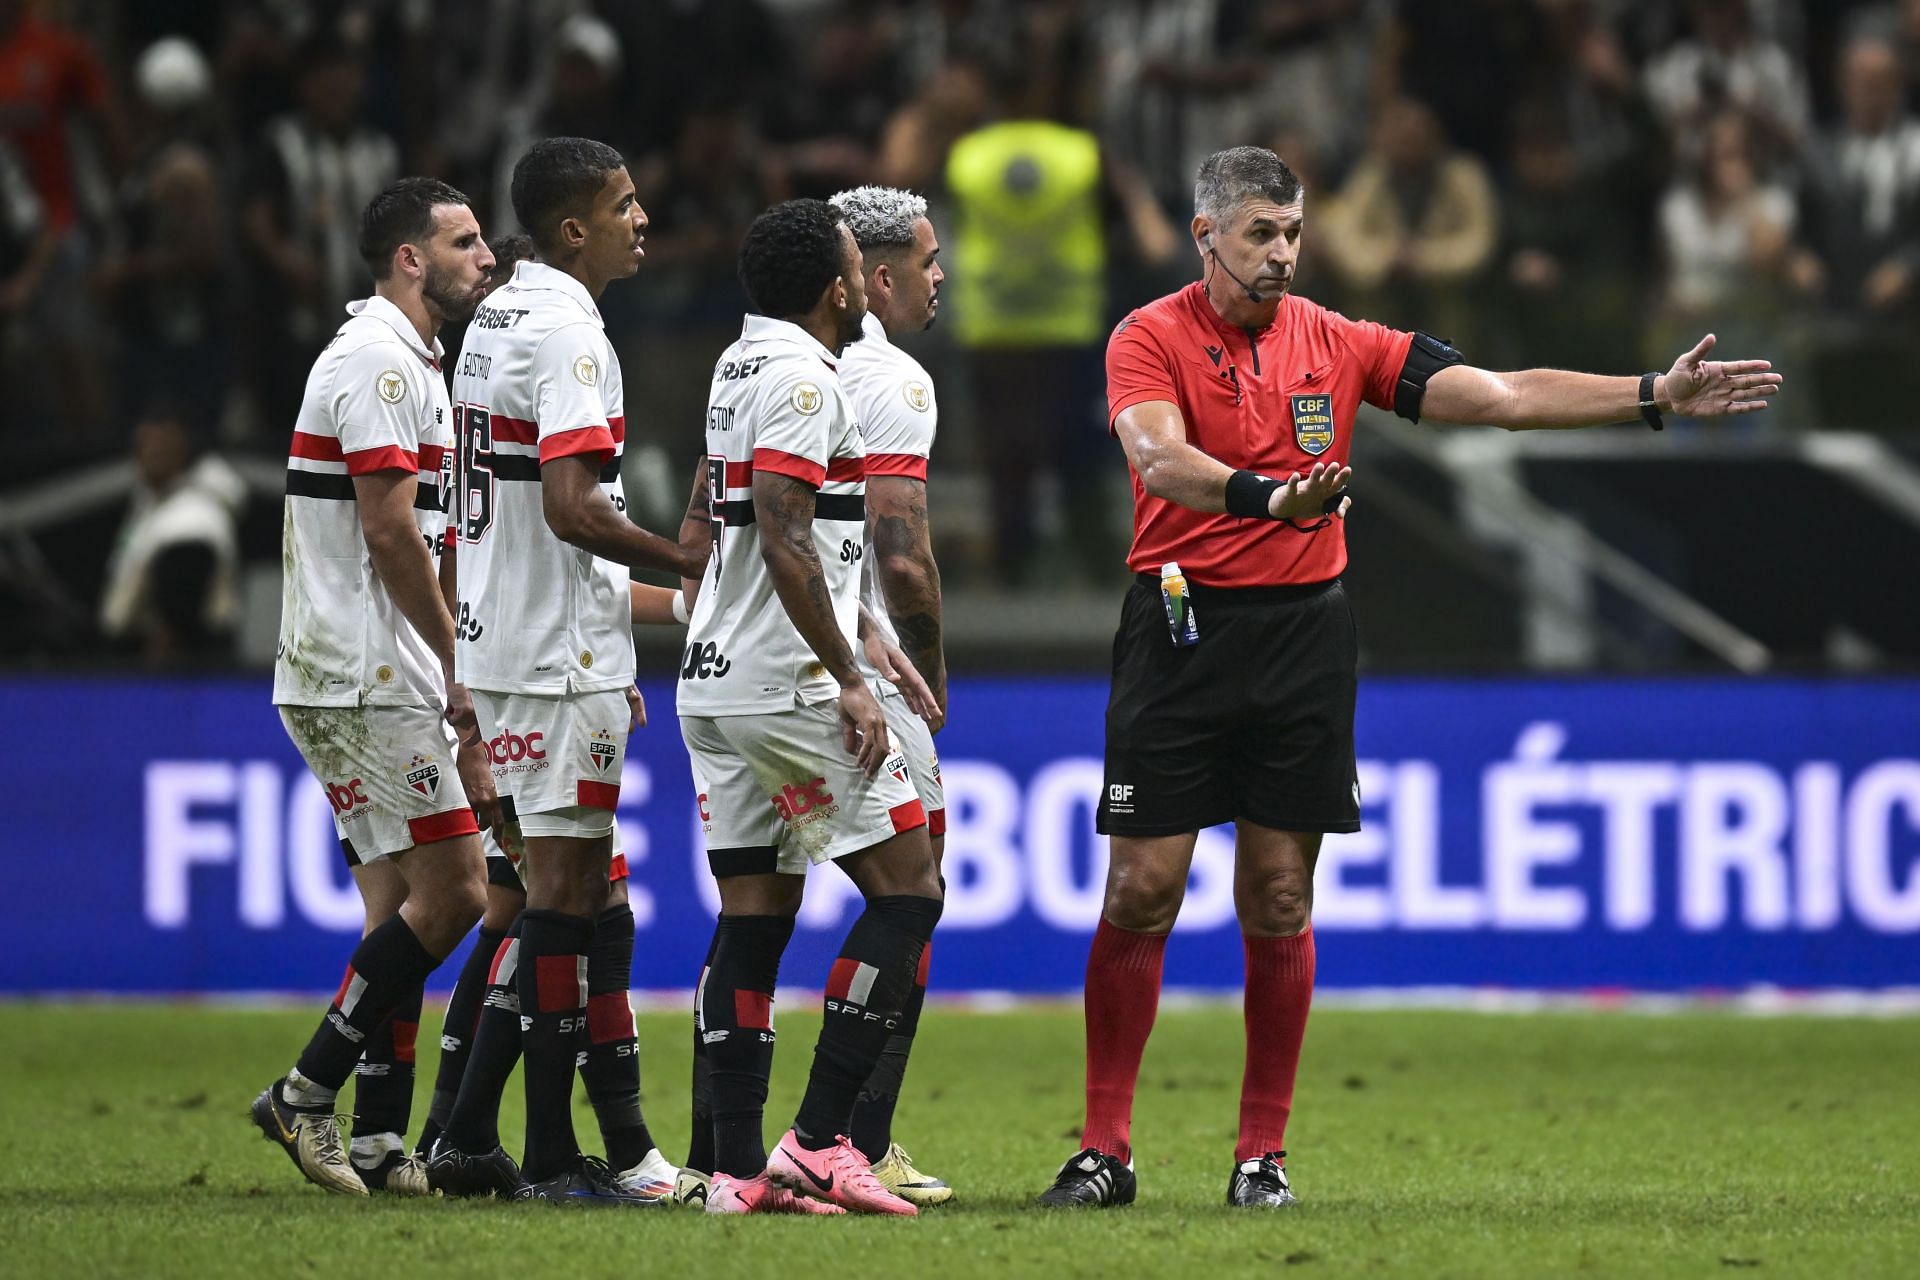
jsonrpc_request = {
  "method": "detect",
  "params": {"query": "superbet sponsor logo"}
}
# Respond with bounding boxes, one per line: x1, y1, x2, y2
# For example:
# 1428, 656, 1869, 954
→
486, 730, 545, 766
325, 779, 369, 815
771, 778, 834, 824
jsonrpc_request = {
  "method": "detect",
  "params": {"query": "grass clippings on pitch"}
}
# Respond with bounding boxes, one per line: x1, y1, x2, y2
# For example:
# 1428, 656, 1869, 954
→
2, 1002, 1916, 1278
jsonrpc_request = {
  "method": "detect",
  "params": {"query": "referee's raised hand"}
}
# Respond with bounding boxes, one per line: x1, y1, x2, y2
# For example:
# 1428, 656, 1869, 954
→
1267, 461, 1353, 521
1661, 333, 1783, 417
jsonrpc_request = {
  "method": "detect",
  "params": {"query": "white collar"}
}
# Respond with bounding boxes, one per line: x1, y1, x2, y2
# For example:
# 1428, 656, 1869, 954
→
509, 260, 605, 326
740, 313, 839, 369
347, 294, 443, 365
858, 309, 892, 349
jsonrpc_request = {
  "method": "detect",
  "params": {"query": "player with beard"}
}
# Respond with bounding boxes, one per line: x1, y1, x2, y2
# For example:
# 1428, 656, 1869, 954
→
254, 178, 499, 1196
678, 199, 942, 1216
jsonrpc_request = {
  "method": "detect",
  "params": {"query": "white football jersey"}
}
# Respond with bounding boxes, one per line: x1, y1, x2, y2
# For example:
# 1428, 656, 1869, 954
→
678, 314, 867, 717
451, 260, 633, 696
838, 310, 938, 683
274, 295, 455, 708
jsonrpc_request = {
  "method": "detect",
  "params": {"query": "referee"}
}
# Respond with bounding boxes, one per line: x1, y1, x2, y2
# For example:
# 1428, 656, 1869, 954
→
1037, 145, 1782, 1211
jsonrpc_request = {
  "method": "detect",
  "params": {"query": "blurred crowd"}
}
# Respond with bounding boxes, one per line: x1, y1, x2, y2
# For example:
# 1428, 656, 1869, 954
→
6, 0, 1920, 660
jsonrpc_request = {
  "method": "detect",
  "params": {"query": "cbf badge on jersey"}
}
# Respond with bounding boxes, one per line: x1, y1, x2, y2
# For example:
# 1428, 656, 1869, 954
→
1291, 394, 1334, 455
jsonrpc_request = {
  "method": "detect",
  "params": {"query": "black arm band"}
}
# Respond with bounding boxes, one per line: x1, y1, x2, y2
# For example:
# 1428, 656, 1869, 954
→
1392, 330, 1467, 423
1224, 468, 1283, 519
1638, 371, 1665, 431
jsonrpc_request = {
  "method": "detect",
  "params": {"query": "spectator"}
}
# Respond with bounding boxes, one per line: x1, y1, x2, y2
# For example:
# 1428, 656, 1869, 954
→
99, 407, 243, 665
95, 37, 234, 429
1318, 97, 1499, 354
490, 12, 629, 231
1788, 33, 1920, 428
1497, 107, 1640, 375
239, 33, 398, 436
0, 0, 122, 435
1644, 0, 1811, 167
1651, 109, 1796, 416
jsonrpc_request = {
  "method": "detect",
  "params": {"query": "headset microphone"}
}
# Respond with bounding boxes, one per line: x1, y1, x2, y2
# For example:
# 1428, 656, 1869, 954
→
1204, 234, 1265, 303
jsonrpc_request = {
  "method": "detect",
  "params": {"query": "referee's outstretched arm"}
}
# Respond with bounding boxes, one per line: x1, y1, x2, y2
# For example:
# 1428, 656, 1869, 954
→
1419, 332, 1781, 429
1115, 398, 1352, 520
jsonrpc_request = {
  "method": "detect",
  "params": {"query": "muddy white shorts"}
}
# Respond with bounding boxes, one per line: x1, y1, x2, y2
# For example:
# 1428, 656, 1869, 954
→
471, 688, 628, 838
680, 700, 927, 877
880, 687, 945, 838
278, 702, 477, 864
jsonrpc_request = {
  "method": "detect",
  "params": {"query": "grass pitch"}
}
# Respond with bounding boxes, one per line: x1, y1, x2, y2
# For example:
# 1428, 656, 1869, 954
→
3, 1000, 1916, 1278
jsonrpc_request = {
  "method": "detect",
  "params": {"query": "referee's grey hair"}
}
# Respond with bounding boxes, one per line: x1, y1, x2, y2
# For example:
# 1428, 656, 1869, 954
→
1194, 147, 1303, 225
829, 186, 929, 252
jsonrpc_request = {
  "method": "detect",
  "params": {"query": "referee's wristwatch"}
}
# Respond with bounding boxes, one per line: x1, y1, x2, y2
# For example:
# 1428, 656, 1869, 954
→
1638, 372, 1665, 432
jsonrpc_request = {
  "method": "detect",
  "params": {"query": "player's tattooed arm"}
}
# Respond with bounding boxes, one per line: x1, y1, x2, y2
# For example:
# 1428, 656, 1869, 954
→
755, 471, 859, 685
540, 453, 702, 577
868, 475, 945, 720
677, 454, 712, 606
757, 470, 890, 773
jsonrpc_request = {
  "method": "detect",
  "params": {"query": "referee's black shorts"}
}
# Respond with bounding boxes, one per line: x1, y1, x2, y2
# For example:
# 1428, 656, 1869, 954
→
1097, 573, 1360, 837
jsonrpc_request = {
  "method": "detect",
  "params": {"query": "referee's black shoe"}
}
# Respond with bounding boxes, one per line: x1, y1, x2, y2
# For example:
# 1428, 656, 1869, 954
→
1227, 1151, 1298, 1208
426, 1137, 526, 1198
1036, 1149, 1135, 1208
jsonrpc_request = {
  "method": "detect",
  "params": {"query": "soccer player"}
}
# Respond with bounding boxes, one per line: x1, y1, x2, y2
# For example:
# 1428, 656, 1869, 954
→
252, 177, 497, 1196
678, 198, 943, 1216
1038, 145, 1782, 1210
828, 183, 950, 1204
434, 136, 704, 1206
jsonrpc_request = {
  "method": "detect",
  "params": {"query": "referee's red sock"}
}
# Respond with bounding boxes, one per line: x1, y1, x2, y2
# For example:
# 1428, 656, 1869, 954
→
1079, 919, 1167, 1163
1236, 927, 1315, 1163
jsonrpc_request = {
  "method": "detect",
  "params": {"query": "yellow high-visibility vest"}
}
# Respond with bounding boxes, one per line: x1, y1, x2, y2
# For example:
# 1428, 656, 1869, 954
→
945, 120, 1105, 348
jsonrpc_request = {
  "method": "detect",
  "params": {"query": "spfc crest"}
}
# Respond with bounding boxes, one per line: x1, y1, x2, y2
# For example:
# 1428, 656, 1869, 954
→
437, 449, 455, 508
589, 728, 618, 775
1290, 394, 1334, 456
404, 755, 441, 799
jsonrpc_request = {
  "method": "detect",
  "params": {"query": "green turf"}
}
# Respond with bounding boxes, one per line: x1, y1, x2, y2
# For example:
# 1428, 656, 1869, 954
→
3, 1001, 1916, 1278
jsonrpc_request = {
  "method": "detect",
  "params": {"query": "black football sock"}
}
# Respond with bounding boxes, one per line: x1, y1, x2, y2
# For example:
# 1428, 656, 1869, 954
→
850, 940, 931, 1162
517, 909, 594, 1181
793, 894, 942, 1151
352, 980, 423, 1142
702, 913, 795, 1178
581, 901, 655, 1171
442, 918, 525, 1154
292, 917, 441, 1097
420, 924, 504, 1153
684, 922, 721, 1176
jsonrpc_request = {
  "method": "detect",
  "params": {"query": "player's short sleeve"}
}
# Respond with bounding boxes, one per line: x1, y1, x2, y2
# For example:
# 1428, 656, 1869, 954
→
1105, 314, 1178, 428
1327, 310, 1417, 412
859, 365, 936, 481
752, 358, 839, 487
330, 343, 424, 475
531, 323, 617, 466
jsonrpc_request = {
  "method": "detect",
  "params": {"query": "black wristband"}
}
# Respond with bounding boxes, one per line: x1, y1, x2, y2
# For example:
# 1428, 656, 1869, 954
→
1224, 468, 1283, 519
1638, 372, 1665, 432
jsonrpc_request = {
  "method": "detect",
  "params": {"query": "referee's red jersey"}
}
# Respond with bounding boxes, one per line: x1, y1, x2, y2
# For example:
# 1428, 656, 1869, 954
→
1107, 282, 1413, 587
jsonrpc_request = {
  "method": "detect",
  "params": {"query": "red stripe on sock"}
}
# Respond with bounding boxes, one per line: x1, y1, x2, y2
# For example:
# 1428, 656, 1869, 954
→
587, 991, 635, 1044
577, 779, 621, 810
332, 965, 356, 1009
486, 937, 515, 986
734, 989, 772, 1030
927, 807, 946, 837
888, 797, 926, 833
825, 956, 860, 1000
392, 1020, 419, 1064
915, 941, 932, 987
534, 954, 584, 1014
1080, 920, 1168, 1163
1237, 928, 1315, 1162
